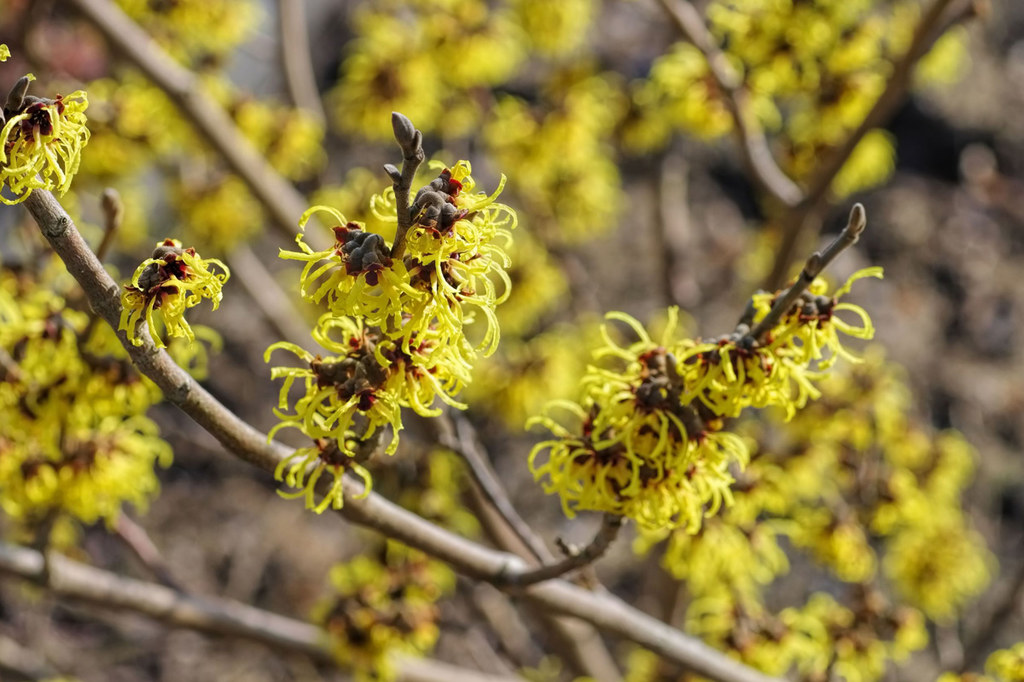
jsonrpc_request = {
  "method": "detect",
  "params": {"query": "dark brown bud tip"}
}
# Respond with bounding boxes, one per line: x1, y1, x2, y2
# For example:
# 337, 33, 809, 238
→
5, 75, 31, 114
391, 112, 417, 149
101, 188, 123, 218
847, 203, 867, 237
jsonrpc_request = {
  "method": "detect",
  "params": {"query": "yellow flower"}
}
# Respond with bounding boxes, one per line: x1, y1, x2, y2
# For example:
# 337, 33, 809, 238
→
313, 542, 453, 681
0, 79, 90, 204
273, 438, 372, 513
119, 239, 230, 348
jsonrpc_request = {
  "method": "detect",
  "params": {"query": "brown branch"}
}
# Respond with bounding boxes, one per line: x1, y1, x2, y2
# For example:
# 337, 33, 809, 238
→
225, 243, 313, 350
763, 0, 979, 288
113, 513, 181, 590
387, 112, 425, 259
748, 203, 866, 341
0, 541, 521, 682
437, 412, 554, 565
61, 0, 314, 242
276, 0, 326, 127
0, 633, 61, 680
500, 514, 624, 588
656, 0, 803, 208
22, 189, 782, 682
95, 187, 122, 262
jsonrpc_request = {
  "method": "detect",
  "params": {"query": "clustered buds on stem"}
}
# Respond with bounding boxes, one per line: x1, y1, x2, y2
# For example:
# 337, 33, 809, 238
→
0, 49, 89, 204
529, 206, 881, 533
266, 113, 516, 512
119, 239, 231, 348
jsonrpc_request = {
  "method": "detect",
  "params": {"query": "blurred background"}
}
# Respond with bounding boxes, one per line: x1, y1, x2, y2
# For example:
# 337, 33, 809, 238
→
0, 0, 1022, 680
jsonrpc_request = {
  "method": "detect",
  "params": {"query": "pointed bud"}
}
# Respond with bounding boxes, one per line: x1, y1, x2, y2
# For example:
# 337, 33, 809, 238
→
383, 163, 402, 183
5, 75, 30, 113
846, 203, 867, 238
391, 111, 417, 150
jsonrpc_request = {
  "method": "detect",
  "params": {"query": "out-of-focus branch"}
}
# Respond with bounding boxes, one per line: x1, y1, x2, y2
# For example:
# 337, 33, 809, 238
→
0, 541, 521, 682
501, 514, 623, 588
114, 513, 180, 590
96, 187, 121, 262
387, 112, 425, 259
225, 243, 313, 350
656, 0, 803, 208
60, 0, 313, 242
276, 0, 326, 127
436, 413, 622, 681
22, 189, 783, 682
0, 633, 60, 680
437, 412, 553, 565
800, 0, 974, 208
764, 0, 980, 288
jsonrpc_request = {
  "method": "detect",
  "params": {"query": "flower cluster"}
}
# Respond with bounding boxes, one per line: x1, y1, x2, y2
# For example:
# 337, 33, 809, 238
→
632, 348, 992, 681
938, 642, 1024, 682
267, 140, 516, 511
626, 0, 966, 195
0, 59, 90, 204
312, 541, 454, 682
114, 0, 259, 66
529, 267, 880, 532
0, 267, 170, 541
119, 238, 230, 348
485, 72, 625, 243
331, 2, 524, 140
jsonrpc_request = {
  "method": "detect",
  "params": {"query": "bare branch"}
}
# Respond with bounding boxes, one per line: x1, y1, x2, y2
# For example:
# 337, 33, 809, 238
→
22, 189, 783, 682
276, 0, 326, 127
225, 243, 314, 350
114, 513, 181, 590
0, 541, 522, 682
61, 0, 314, 242
764, 0, 979, 288
96, 186, 122, 262
437, 412, 554, 565
656, 0, 803, 208
748, 203, 867, 341
500, 514, 623, 588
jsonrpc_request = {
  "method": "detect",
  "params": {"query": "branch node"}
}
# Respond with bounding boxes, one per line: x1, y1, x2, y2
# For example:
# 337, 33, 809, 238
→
383, 163, 402, 183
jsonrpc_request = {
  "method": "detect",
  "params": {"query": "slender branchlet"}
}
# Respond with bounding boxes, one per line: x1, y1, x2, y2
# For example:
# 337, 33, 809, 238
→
436, 412, 554, 565
748, 203, 867, 342
500, 514, 624, 587
96, 187, 123, 263
387, 111, 425, 259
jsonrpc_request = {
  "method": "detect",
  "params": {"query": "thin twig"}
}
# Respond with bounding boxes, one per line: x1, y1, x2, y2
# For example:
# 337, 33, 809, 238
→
656, 0, 803, 208
438, 412, 553, 565
764, 0, 978, 288
748, 203, 867, 342
276, 0, 326, 127
113, 513, 181, 590
655, 151, 693, 307
500, 515, 624, 588
61, 0, 316, 242
387, 112, 425, 259
22, 189, 783, 682
225, 243, 313, 350
0, 541, 521, 682
0, 633, 61, 680
440, 415, 622, 681
95, 187, 122, 262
